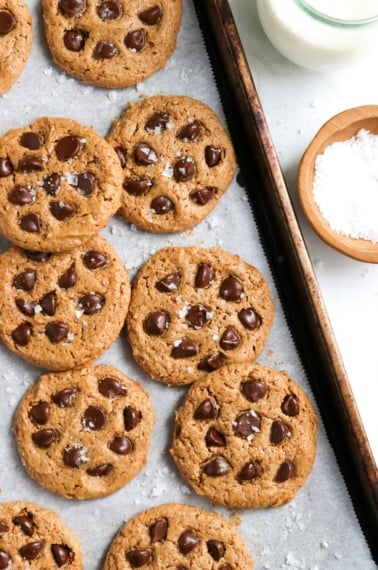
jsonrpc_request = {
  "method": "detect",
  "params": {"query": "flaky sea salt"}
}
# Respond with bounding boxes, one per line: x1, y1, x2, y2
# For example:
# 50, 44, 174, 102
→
313, 129, 378, 242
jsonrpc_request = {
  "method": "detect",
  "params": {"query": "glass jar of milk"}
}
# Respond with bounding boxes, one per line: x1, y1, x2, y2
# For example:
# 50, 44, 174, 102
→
257, 0, 378, 71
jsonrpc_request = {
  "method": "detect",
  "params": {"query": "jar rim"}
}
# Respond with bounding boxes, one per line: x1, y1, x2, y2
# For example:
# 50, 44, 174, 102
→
294, 0, 378, 26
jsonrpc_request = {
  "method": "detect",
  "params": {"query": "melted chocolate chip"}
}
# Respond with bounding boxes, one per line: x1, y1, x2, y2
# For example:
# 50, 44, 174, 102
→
77, 172, 95, 195
241, 379, 267, 402
0, 157, 13, 176
78, 293, 105, 314
98, 377, 126, 398
220, 275, 243, 301
45, 322, 69, 343
238, 460, 262, 481
207, 540, 225, 561
93, 40, 119, 59
238, 308, 261, 330
198, 352, 224, 372
43, 173, 61, 196
205, 145, 222, 167
58, 263, 77, 288
52, 387, 76, 407
16, 298, 35, 316
29, 401, 49, 424
195, 263, 214, 288
19, 155, 44, 171
20, 213, 41, 233
19, 541, 44, 561
190, 187, 215, 205
186, 304, 211, 328
64, 29, 86, 51
24, 251, 50, 262
144, 310, 170, 335
97, 0, 122, 20
59, 0, 86, 17
124, 406, 141, 431
127, 549, 152, 568
12, 323, 32, 346
149, 518, 168, 543
151, 195, 174, 214
270, 420, 290, 444
281, 394, 299, 416
39, 291, 57, 316
177, 120, 202, 141
51, 544, 73, 568
274, 460, 295, 483
156, 271, 179, 292
173, 156, 196, 182
178, 530, 199, 554
50, 201, 75, 220
0, 523, 8, 537
0, 550, 10, 569
83, 250, 107, 269
115, 146, 126, 168
0, 10, 16, 35
32, 428, 59, 448
233, 410, 261, 439
123, 177, 152, 196
206, 427, 226, 447
203, 456, 231, 477
109, 435, 132, 454
194, 398, 218, 420
13, 270, 36, 291
13, 513, 34, 536
220, 326, 240, 350
145, 112, 170, 132
125, 29, 146, 51
87, 463, 112, 476
138, 5, 162, 25
83, 406, 106, 430
20, 132, 43, 150
9, 185, 34, 205
134, 143, 157, 166
63, 445, 86, 468
56, 136, 82, 160
171, 338, 198, 359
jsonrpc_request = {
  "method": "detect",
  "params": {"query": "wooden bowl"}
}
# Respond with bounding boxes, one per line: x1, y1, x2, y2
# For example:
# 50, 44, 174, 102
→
298, 105, 378, 263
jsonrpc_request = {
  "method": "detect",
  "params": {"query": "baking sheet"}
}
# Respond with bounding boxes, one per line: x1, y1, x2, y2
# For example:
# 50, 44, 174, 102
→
0, 1, 375, 568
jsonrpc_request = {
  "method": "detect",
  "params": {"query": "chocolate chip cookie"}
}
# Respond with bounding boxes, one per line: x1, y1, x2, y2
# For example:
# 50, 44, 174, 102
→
0, 235, 130, 371
102, 503, 254, 569
13, 364, 155, 499
42, 0, 182, 88
107, 95, 236, 232
0, 117, 122, 252
0, 501, 83, 568
171, 363, 318, 508
0, 0, 32, 95
126, 246, 274, 385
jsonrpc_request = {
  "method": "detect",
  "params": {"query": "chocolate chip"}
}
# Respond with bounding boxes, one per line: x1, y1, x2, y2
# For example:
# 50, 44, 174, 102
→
123, 177, 152, 196
178, 530, 199, 554
149, 518, 168, 543
205, 427, 226, 447
24, 251, 50, 262
238, 307, 261, 330
12, 323, 32, 346
43, 173, 61, 196
13, 513, 34, 536
145, 112, 170, 132
124, 406, 141, 431
97, 1, 122, 20
127, 549, 152, 568
144, 310, 170, 335
83, 406, 106, 430
8, 185, 34, 205
238, 460, 262, 481
241, 379, 267, 402
203, 456, 231, 477
87, 463, 112, 476
173, 156, 196, 182
20, 132, 43, 150
0, 10, 16, 35
16, 298, 35, 316
190, 187, 215, 205
151, 195, 174, 214
220, 275, 243, 301
13, 270, 36, 291
39, 291, 57, 316
51, 544, 73, 568
19, 541, 44, 561
0, 523, 8, 537
138, 5, 162, 25
185, 304, 211, 328
50, 201, 76, 221
19, 155, 44, 171
52, 387, 76, 407
207, 540, 225, 561
29, 401, 50, 425
59, 0, 86, 17
274, 460, 295, 483
0, 550, 10, 570
233, 410, 261, 439
171, 338, 198, 359
156, 271, 179, 292
124, 29, 146, 51
195, 263, 214, 288
83, 250, 107, 269
58, 263, 77, 288
270, 420, 290, 444
177, 120, 202, 141
63, 445, 87, 468
194, 398, 218, 420
78, 293, 105, 315
20, 213, 41, 233
205, 145, 222, 167
56, 135, 82, 160
220, 326, 240, 350
64, 29, 86, 51
134, 143, 157, 165
198, 352, 224, 371
77, 172, 95, 195
281, 394, 299, 416
93, 40, 119, 59
115, 146, 126, 168
0, 157, 13, 176
32, 429, 59, 448
98, 377, 126, 398
45, 322, 69, 343
109, 435, 132, 455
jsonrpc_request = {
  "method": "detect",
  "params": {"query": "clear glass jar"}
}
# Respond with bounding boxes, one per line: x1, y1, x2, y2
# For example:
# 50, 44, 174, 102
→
256, 0, 378, 72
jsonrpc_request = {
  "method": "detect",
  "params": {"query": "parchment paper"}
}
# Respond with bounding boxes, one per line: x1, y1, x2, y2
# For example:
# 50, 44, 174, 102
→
0, 1, 374, 568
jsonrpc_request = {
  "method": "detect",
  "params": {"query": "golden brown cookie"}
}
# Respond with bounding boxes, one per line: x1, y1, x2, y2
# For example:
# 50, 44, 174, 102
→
102, 503, 254, 569
126, 246, 274, 385
107, 95, 236, 232
0, 0, 32, 95
0, 501, 83, 568
42, 0, 182, 88
13, 364, 155, 499
0, 117, 122, 252
0, 235, 130, 371
171, 363, 318, 508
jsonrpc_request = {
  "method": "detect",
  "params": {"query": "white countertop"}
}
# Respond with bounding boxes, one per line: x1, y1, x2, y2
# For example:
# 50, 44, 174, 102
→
230, 0, 378, 465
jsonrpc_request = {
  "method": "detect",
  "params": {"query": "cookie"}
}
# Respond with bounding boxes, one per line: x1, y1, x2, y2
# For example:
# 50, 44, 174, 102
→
0, 235, 130, 371
102, 502, 254, 569
126, 246, 274, 385
0, 501, 83, 568
0, 117, 122, 252
171, 363, 318, 508
0, 0, 32, 95
42, 0, 182, 88
13, 364, 155, 499
107, 95, 236, 233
